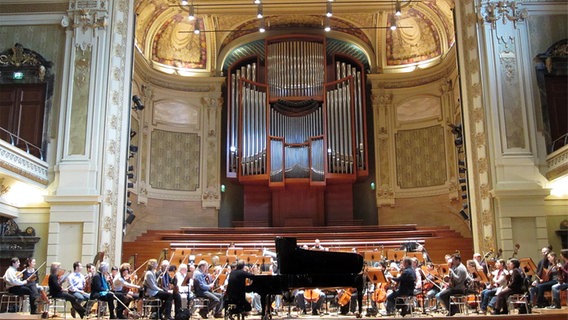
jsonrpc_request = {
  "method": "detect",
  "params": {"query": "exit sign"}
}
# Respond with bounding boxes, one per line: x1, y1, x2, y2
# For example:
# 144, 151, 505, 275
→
13, 71, 24, 80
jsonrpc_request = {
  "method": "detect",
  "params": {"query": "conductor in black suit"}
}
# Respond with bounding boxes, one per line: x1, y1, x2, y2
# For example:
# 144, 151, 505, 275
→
382, 257, 416, 316
226, 260, 254, 313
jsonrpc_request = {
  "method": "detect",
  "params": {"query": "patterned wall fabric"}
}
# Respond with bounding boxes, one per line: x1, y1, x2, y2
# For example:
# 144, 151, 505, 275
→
395, 125, 446, 188
149, 130, 200, 191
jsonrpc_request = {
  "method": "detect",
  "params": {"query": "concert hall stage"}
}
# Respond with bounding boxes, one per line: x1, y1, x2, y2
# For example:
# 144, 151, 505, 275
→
0, 307, 565, 319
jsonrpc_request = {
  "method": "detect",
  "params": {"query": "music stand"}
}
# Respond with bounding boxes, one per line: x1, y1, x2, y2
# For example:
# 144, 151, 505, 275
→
405, 252, 423, 261
519, 258, 537, 276
366, 268, 388, 284
387, 249, 404, 261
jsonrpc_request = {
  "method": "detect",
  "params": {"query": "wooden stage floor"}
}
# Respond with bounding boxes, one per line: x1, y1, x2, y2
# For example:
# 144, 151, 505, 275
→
0, 307, 566, 320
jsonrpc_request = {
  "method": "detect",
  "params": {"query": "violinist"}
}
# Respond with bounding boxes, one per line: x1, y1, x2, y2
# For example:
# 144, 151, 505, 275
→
162, 264, 182, 317
530, 251, 560, 308
422, 262, 441, 311
2, 257, 39, 314
90, 262, 120, 319
48, 262, 86, 318
549, 249, 568, 309
479, 258, 507, 314
492, 258, 525, 315
193, 260, 224, 319
174, 263, 191, 297
84, 263, 95, 294
22, 258, 48, 312
437, 254, 468, 316
411, 258, 423, 296
113, 263, 141, 319
144, 259, 173, 320
380, 257, 415, 317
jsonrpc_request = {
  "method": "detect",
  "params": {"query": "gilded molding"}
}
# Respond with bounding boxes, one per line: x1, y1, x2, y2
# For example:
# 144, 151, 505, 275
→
61, 0, 108, 52
478, 1, 528, 30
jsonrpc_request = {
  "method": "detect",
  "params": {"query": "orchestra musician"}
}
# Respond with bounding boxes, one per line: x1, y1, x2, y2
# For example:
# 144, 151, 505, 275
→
549, 249, 568, 309
479, 258, 507, 314
22, 258, 48, 313
411, 258, 423, 296
90, 262, 121, 319
67, 261, 91, 318
48, 262, 86, 319
2, 257, 39, 314
530, 251, 560, 308
144, 259, 173, 320
473, 253, 489, 275
84, 263, 95, 294
245, 264, 263, 315
113, 263, 141, 319
421, 262, 441, 311
225, 260, 254, 314
381, 257, 415, 317
193, 260, 224, 319
294, 288, 325, 315
160, 263, 182, 318
492, 258, 525, 315
437, 253, 468, 316
536, 246, 552, 280
311, 239, 326, 251
174, 263, 192, 299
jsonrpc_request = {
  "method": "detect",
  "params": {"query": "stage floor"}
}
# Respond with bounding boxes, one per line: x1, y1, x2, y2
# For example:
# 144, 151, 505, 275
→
0, 307, 566, 320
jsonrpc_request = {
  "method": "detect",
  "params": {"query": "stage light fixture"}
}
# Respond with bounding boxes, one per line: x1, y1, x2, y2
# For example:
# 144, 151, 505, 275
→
389, 15, 397, 30
130, 130, 137, 139
459, 178, 467, 184
132, 95, 145, 110
458, 160, 466, 167
326, 2, 333, 17
461, 185, 467, 191
130, 145, 138, 153
461, 194, 468, 200
125, 211, 136, 224
395, 1, 402, 16
127, 181, 134, 188
459, 209, 469, 220
459, 167, 467, 173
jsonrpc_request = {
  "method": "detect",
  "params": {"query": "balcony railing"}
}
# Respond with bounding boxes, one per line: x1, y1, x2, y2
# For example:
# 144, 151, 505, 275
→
550, 132, 568, 153
0, 127, 44, 161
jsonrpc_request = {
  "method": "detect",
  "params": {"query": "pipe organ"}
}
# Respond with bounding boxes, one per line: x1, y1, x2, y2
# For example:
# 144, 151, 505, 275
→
226, 35, 368, 226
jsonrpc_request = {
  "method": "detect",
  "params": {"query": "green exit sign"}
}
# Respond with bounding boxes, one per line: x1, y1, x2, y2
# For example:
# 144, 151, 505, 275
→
13, 71, 24, 80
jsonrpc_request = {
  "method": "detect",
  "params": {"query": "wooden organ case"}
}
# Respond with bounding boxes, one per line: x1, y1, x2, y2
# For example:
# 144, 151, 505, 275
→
226, 35, 368, 227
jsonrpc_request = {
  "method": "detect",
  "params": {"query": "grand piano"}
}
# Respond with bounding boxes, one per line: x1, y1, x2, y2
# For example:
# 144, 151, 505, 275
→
248, 237, 365, 319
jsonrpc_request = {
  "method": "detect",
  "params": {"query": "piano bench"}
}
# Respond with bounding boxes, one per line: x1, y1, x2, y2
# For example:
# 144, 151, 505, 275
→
224, 303, 247, 320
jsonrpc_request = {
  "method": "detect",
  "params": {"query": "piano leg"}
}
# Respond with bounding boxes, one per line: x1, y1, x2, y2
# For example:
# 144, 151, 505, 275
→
259, 293, 272, 320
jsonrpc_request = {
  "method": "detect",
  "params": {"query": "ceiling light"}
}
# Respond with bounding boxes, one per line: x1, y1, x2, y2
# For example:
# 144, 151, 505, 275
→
395, 1, 402, 16
257, 4, 263, 19
180, 0, 188, 5
188, 4, 195, 20
324, 17, 331, 32
326, 2, 333, 17
259, 19, 266, 33
193, 20, 200, 34
254, 0, 261, 3
389, 15, 397, 30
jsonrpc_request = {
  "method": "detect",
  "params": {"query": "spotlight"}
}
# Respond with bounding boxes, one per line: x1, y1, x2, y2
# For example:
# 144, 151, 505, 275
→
461, 185, 467, 191
132, 95, 145, 110
180, 0, 188, 5
127, 172, 135, 179
455, 136, 463, 147
459, 209, 469, 220
125, 212, 136, 224
257, 4, 263, 18
128, 165, 134, 171
130, 145, 138, 153
462, 203, 469, 210
461, 194, 468, 200
449, 123, 462, 135
129, 152, 135, 159
127, 181, 134, 188
126, 207, 134, 215
458, 160, 466, 167
459, 167, 467, 173
130, 130, 137, 139
326, 2, 333, 17
459, 178, 467, 184
127, 200, 132, 207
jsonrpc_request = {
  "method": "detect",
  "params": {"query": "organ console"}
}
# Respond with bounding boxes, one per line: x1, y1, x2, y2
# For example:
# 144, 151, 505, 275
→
226, 35, 369, 226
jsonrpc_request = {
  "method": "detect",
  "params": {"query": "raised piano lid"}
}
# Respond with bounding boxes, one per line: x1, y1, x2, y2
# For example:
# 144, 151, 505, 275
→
276, 237, 364, 275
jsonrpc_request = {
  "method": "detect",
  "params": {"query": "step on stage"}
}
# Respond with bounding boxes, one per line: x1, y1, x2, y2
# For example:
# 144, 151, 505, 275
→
0, 308, 565, 320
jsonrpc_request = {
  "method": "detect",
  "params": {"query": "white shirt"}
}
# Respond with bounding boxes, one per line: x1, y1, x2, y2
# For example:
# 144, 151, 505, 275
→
3, 266, 26, 288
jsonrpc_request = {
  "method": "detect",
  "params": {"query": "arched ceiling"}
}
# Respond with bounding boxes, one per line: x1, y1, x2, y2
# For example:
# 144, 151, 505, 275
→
134, 0, 455, 76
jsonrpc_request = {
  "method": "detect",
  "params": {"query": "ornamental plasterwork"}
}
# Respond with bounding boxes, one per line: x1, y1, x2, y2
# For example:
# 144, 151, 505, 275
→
478, 1, 528, 30
0, 146, 49, 186
62, 0, 108, 52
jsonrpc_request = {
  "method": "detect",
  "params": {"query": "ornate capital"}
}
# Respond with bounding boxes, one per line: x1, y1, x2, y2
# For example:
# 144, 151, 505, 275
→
478, 1, 528, 30
62, 0, 108, 52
